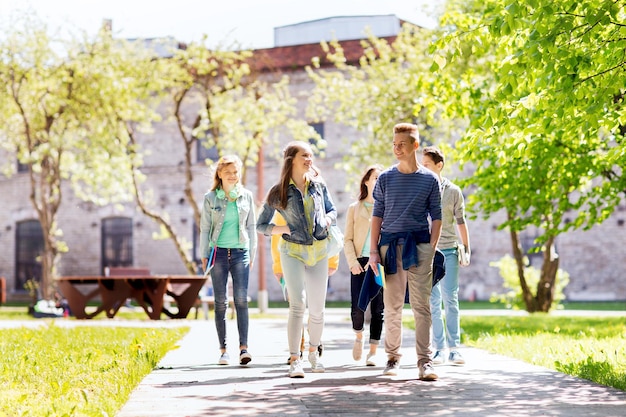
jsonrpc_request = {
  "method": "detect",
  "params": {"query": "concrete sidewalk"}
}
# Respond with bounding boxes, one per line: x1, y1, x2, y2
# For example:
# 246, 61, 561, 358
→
117, 309, 626, 417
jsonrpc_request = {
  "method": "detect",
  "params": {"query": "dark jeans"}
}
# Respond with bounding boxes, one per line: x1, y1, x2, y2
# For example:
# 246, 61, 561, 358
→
210, 247, 250, 350
350, 257, 384, 343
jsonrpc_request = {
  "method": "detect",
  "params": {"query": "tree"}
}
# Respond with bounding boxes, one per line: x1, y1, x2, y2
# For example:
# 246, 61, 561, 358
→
433, 0, 626, 311
306, 0, 626, 312
0, 16, 163, 299
306, 30, 452, 175
123, 37, 320, 274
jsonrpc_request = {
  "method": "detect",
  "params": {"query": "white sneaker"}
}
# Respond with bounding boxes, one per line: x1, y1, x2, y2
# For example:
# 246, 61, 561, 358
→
218, 352, 230, 365
366, 352, 377, 366
308, 350, 325, 373
419, 362, 439, 381
383, 358, 399, 376
352, 338, 363, 361
449, 350, 465, 365
431, 350, 446, 365
289, 359, 305, 378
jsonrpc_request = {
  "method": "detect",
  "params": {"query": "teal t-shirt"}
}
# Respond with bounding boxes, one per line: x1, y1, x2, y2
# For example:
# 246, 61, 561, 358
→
216, 201, 244, 248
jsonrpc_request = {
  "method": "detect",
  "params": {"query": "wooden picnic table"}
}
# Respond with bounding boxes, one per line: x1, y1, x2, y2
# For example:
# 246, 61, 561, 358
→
56, 274, 207, 320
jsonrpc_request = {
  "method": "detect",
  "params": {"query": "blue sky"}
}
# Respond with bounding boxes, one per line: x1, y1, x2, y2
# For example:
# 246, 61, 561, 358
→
0, 0, 443, 49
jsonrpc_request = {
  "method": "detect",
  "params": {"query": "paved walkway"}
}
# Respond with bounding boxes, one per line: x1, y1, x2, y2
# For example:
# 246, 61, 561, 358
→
116, 309, 626, 417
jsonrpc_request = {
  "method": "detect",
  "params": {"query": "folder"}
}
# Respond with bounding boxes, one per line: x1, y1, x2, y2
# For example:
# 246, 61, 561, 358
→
204, 246, 217, 277
374, 263, 386, 289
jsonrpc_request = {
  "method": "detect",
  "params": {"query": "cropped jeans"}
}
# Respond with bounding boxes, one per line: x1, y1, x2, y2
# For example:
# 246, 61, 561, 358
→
430, 247, 461, 350
210, 247, 250, 350
280, 250, 328, 357
350, 257, 384, 344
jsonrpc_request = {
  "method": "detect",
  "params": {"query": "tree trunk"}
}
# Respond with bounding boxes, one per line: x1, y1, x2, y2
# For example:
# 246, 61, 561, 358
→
536, 235, 559, 312
508, 214, 537, 312
127, 126, 197, 275
30, 156, 63, 301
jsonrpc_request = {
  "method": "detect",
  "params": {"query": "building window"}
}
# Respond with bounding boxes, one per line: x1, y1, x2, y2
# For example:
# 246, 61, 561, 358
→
15, 220, 44, 292
192, 222, 202, 274
520, 231, 544, 267
196, 133, 219, 163
17, 160, 28, 173
308, 122, 325, 151
101, 217, 133, 272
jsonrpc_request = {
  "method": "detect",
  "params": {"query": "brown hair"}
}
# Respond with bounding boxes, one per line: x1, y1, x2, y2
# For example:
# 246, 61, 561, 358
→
211, 155, 242, 191
358, 164, 383, 201
267, 141, 320, 209
422, 146, 445, 166
393, 123, 420, 144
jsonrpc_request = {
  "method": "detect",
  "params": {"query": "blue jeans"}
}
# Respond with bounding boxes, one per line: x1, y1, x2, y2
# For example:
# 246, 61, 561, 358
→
430, 247, 460, 350
210, 247, 250, 350
350, 257, 384, 343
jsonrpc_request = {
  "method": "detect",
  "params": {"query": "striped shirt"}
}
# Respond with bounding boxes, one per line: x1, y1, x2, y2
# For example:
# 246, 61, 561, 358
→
372, 165, 442, 234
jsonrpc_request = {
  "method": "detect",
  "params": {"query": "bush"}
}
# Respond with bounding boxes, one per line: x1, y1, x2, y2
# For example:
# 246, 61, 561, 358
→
489, 254, 569, 310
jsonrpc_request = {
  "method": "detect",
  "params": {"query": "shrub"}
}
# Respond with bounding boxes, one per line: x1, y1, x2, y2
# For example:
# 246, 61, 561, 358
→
489, 254, 569, 310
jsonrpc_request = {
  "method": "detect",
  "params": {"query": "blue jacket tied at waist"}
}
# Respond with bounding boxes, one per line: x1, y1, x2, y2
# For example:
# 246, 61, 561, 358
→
357, 231, 446, 311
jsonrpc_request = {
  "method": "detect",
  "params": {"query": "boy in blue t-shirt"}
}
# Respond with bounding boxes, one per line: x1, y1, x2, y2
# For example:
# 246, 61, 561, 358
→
368, 122, 442, 381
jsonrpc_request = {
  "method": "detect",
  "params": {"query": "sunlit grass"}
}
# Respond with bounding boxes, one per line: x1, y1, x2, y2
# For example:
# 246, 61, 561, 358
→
424, 315, 626, 391
0, 323, 188, 416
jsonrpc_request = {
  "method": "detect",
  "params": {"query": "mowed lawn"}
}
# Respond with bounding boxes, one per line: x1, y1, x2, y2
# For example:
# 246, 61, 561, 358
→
406, 314, 626, 391
0, 323, 188, 416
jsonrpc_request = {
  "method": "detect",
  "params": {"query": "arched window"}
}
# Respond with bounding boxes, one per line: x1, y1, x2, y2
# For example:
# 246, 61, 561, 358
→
101, 217, 133, 272
15, 220, 44, 292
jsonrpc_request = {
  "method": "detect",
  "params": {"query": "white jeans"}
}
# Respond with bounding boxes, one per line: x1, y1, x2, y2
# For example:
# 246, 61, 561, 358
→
280, 252, 329, 356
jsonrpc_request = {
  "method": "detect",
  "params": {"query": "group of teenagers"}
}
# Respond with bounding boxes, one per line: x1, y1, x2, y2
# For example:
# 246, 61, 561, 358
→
199, 122, 471, 381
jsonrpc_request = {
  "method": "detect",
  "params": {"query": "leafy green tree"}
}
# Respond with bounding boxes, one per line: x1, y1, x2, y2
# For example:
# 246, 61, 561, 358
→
0, 16, 163, 299
306, 30, 450, 175
307, 0, 625, 312
433, 0, 626, 311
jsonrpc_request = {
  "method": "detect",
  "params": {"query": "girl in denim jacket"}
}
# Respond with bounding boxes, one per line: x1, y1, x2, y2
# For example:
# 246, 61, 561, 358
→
257, 141, 337, 378
200, 155, 257, 367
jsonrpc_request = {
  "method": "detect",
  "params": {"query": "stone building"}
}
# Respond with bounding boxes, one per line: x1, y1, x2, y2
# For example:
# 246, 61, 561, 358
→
1, 15, 624, 304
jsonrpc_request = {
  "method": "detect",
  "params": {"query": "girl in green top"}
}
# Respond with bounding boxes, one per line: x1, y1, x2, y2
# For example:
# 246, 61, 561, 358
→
200, 155, 257, 367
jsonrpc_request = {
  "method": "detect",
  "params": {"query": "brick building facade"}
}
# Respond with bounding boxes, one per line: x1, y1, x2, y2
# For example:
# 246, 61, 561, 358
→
1, 16, 624, 304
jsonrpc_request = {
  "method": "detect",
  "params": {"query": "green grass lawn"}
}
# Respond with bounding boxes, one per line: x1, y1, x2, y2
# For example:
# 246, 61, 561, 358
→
0, 301, 624, 416
405, 314, 626, 391
0, 323, 187, 417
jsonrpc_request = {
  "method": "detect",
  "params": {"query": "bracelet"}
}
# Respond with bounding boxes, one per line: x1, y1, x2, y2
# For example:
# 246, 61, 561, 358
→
369, 250, 379, 254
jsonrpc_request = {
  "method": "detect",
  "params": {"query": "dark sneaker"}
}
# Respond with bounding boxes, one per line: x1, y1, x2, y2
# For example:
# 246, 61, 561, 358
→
239, 349, 252, 365
419, 362, 438, 381
383, 358, 399, 376
449, 350, 465, 365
